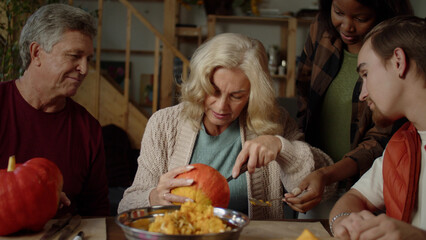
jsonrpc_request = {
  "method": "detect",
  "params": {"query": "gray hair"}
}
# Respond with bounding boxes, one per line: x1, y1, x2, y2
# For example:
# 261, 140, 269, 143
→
19, 3, 96, 70
180, 33, 283, 135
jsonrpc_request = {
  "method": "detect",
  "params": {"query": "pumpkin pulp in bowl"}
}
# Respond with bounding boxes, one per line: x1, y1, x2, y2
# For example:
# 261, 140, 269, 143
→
149, 201, 230, 234
116, 203, 249, 240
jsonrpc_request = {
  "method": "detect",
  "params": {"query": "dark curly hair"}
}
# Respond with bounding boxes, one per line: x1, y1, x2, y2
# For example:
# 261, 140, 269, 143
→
318, 0, 413, 40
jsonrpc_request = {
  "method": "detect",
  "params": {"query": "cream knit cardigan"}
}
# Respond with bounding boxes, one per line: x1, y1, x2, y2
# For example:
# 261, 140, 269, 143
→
118, 103, 334, 219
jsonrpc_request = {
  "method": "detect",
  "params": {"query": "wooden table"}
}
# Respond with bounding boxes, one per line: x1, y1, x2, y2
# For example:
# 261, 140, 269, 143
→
106, 217, 126, 240
106, 217, 332, 239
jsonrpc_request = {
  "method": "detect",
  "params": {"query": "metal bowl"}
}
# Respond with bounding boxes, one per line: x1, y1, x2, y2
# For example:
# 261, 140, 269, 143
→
116, 205, 250, 240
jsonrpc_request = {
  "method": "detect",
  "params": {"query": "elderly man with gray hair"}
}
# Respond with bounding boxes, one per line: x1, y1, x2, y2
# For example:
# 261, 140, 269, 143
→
0, 3, 109, 216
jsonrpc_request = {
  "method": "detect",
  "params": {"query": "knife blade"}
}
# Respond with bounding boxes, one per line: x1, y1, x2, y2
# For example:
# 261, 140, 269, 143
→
39, 213, 73, 240
58, 215, 82, 240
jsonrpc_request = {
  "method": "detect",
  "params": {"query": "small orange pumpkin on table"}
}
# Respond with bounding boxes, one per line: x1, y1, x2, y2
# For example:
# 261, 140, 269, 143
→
171, 163, 230, 208
0, 156, 63, 236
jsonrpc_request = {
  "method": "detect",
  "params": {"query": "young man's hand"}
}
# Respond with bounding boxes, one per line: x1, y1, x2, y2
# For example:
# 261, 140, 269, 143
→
334, 211, 426, 240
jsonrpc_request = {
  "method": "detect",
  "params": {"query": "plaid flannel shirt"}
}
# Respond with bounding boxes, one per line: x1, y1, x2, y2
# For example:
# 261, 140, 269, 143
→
296, 16, 404, 182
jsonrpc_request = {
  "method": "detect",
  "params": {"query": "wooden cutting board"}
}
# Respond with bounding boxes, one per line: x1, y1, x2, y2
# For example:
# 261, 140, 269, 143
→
0, 218, 106, 240
240, 221, 335, 240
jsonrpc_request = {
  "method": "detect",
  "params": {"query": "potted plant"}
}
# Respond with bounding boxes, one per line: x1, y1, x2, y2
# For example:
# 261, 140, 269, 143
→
0, 1, 60, 82
233, 0, 262, 16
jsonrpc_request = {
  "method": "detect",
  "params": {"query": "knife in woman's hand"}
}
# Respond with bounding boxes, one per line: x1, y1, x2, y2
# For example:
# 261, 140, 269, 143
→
226, 161, 248, 182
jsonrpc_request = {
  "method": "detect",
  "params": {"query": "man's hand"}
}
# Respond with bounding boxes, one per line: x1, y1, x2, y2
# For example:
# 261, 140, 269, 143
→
59, 192, 71, 209
283, 168, 327, 213
334, 211, 426, 240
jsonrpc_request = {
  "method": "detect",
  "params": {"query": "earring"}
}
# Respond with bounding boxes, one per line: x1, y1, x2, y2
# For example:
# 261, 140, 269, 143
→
399, 73, 403, 78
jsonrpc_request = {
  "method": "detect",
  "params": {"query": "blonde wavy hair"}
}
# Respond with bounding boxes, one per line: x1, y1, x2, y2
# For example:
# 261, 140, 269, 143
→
180, 33, 283, 135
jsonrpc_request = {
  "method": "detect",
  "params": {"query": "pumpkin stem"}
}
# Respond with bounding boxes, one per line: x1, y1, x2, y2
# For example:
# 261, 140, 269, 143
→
7, 155, 16, 172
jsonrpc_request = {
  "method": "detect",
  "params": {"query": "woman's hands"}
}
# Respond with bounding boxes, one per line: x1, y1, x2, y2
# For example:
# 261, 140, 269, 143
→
285, 158, 359, 213
232, 135, 282, 178
149, 165, 195, 206
283, 168, 327, 213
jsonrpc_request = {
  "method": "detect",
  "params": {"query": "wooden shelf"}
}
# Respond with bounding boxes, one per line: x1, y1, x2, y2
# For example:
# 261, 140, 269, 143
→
271, 74, 287, 80
96, 48, 155, 55
176, 26, 202, 46
207, 15, 294, 23
176, 26, 201, 37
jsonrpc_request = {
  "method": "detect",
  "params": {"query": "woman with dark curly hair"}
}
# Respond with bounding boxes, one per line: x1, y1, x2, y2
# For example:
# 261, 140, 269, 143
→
285, 0, 413, 218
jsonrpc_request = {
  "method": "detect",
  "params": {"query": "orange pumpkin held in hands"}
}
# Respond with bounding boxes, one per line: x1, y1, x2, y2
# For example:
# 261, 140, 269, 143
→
0, 156, 63, 236
171, 163, 230, 208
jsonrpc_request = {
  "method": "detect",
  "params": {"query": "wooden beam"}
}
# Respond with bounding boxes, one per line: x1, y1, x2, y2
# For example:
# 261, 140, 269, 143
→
118, 0, 188, 63
176, 26, 203, 46
153, 37, 160, 113
160, 0, 177, 108
95, 0, 104, 119
182, 62, 189, 83
286, 17, 297, 97
279, 23, 288, 97
95, 48, 154, 55
207, 15, 216, 40
0, 2, 6, 41
124, 8, 131, 130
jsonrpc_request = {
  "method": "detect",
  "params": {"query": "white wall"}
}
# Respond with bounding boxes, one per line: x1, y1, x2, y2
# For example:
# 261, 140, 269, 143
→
411, 0, 426, 17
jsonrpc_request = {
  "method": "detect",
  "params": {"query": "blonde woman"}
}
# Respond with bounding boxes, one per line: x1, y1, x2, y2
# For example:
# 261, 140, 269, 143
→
118, 33, 334, 219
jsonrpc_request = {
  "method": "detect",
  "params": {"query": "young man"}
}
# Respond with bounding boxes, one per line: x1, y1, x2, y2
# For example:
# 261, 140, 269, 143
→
0, 4, 109, 216
329, 15, 426, 239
